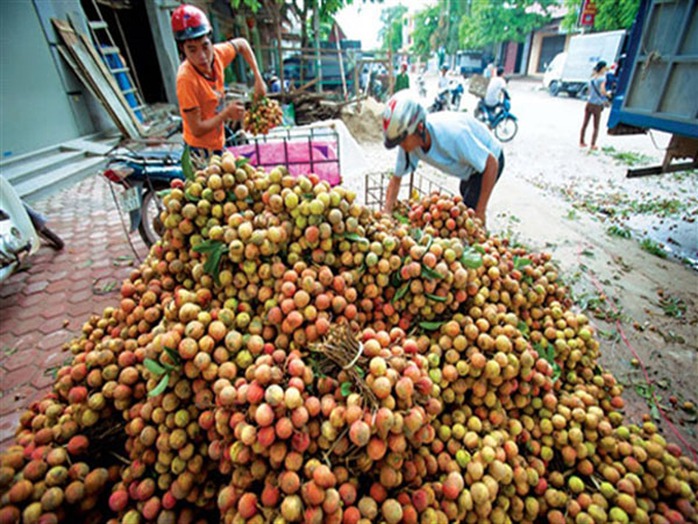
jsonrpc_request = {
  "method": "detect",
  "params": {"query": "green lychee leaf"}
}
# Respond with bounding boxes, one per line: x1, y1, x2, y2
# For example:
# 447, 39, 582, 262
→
181, 146, 194, 181
461, 248, 483, 269
425, 292, 447, 303
344, 232, 368, 244
144, 358, 166, 376
148, 375, 169, 398
163, 346, 181, 365
421, 265, 443, 280
392, 281, 410, 303
235, 157, 250, 168
393, 213, 409, 224
340, 382, 352, 397
419, 321, 444, 331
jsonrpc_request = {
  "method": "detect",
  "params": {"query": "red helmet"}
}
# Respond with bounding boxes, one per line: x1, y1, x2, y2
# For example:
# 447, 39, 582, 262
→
171, 4, 211, 42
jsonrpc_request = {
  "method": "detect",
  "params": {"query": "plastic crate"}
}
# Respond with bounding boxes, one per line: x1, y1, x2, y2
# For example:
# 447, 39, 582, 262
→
364, 171, 453, 211
229, 126, 341, 186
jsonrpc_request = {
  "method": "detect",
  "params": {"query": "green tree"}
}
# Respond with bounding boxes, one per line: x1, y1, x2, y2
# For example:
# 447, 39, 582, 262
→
561, 0, 640, 32
459, 0, 559, 49
379, 5, 408, 53
410, 4, 442, 59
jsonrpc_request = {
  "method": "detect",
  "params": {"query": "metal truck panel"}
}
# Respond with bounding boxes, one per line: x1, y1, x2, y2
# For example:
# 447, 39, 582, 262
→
560, 30, 626, 83
609, 0, 698, 138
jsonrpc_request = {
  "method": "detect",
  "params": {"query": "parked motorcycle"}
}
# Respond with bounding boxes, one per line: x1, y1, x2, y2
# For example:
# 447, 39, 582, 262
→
103, 124, 344, 247
473, 91, 518, 142
0, 176, 64, 284
102, 140, 184, 247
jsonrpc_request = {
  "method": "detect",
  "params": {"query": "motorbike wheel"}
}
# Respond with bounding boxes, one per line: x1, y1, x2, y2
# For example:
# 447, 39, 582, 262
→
139, 188, 166, 247
549, 81, 561, 97
37, 226, 64, 250
494, 117, 518, 142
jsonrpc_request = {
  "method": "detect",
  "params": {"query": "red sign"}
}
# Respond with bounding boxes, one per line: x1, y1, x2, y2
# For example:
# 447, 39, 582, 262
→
580, 0, 597, 26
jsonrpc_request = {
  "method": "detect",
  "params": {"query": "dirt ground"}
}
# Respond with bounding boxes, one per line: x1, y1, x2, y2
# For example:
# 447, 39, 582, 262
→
342, 76, 698, 459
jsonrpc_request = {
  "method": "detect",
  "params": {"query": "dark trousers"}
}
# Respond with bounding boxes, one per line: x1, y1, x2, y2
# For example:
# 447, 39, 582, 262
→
580, 103, 603, 146
459, 151, 505, 209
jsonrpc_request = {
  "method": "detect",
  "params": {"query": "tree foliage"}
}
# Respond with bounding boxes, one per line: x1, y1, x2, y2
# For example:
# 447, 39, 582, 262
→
379, 5, 408, 53
561, 0, 640, 32
459, 0, 559, 49
410, 4, 441, 59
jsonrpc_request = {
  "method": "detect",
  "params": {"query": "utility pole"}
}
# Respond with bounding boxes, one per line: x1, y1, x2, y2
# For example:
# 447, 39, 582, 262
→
314, 0, 322, 93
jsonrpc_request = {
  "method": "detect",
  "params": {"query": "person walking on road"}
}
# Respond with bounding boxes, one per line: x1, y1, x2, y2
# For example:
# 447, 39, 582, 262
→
579, 60, 610, 151
172, 4, 266, 159
381, 93, 504, 227
395, 62, 410, 93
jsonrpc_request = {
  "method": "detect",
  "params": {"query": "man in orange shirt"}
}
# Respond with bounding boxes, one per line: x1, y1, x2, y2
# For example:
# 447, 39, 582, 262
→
171, 5, 266, 157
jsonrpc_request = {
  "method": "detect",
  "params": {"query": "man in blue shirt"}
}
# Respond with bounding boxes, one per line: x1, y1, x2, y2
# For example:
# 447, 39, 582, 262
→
382, 93, 504, 226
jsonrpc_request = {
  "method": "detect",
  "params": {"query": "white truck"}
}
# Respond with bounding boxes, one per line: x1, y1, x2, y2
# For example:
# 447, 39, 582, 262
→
543, 30, 626, 98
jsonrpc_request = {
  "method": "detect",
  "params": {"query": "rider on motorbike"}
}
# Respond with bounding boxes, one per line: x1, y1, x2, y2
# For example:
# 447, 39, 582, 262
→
172, 4, 266, 159
483, 66, 508, 116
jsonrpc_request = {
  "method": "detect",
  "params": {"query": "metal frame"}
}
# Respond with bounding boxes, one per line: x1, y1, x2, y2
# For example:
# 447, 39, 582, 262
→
364, 171, 453, 211
609, 0, 698, 138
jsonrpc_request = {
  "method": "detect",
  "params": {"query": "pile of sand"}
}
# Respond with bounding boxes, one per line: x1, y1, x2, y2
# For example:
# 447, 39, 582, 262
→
340, 97, 385, 144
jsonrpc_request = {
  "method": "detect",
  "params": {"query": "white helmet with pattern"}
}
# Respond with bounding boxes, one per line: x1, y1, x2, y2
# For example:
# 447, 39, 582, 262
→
382, 93, 426, 149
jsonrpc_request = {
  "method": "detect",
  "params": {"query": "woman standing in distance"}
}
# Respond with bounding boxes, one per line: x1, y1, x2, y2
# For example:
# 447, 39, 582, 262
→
172, 5, 266, 158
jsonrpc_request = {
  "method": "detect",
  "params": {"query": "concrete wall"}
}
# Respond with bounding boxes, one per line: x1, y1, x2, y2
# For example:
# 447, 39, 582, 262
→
1, 1, 114, 159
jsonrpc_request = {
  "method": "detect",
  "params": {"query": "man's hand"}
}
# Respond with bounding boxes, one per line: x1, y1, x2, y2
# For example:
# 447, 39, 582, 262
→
223, 101, 245, 122
474, 207, 486, 228
253, 77, 267, 100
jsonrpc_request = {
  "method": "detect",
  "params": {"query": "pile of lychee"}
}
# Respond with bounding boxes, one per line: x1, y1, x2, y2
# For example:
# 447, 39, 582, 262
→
1, 151, 696, 524
243, 97, 283, 135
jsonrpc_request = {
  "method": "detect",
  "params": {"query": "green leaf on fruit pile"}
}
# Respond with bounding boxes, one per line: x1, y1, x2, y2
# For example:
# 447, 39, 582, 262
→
392, 281, 410, 303
513, 256, 532, 271
144, 358, 166, 376
461, 247, 483, 269
473, 244, 486, 255
422, 234, 433, 251
517, 321, 530, 339
234, 157, 250, 168
149, 375, 169, 397
410, 228, 424, 242
354, 367, 365, 378
425, 292, 447, 303
181, 146, 194, 181
419, 321, 444, 331
421, 265, 443, 280
163, 346, 181, 366
193, 240, 229, 282
340, 382, 352, 397
390, 271, 403, 287
344, 232, 368, 244
393, 213, 410, 225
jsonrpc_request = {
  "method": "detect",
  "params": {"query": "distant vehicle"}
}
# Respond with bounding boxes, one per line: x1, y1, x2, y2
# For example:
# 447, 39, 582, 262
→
455, 50, 490, 77
282, 54, 354, 92
608, 0, 697, 177
545, 30, 626, 98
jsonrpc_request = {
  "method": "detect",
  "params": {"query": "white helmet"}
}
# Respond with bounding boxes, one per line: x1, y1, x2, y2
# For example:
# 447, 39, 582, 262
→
382, 93, 426, 149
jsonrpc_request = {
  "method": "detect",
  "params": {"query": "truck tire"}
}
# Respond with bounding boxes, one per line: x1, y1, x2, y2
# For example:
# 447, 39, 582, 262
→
549, 81, 561, 97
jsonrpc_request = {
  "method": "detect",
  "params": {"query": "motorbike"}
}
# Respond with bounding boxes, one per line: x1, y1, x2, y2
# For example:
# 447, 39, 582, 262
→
102, 140, 185, 247
428, 79, 465, 113
103, 122, 344, 247
0, 176, 64, 284
417, 74, 427, 98
473, 91, 519, 142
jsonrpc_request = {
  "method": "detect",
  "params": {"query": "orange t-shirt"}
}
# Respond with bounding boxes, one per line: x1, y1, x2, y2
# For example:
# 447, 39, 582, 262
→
176, 42, 236, 151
